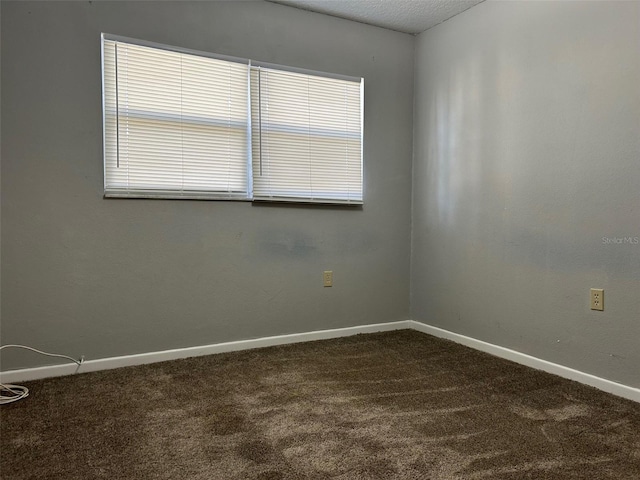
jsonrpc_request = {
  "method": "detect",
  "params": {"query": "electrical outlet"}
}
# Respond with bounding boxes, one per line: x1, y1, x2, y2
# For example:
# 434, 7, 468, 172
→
590, 288, 604, 311
323, 271, 333, 287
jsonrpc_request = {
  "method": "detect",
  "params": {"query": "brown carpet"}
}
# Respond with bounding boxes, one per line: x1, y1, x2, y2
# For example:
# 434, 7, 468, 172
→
1, 330, 639, 479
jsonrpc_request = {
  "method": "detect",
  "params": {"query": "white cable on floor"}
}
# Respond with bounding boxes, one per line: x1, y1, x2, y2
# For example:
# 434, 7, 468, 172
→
0, 345, 84, 405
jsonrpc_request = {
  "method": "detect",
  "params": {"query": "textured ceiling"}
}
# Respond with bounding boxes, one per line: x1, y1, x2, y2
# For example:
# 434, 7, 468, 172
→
268, 0, 485, 35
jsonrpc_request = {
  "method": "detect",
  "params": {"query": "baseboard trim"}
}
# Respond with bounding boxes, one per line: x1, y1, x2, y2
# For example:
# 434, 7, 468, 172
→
2, 319, 638, 403
408, 320, 640, 403
0, 320, 412, 384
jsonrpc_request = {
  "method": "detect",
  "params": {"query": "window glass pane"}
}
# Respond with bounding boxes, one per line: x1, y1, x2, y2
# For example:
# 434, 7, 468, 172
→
103, 39, 249, 197
251, 67, 363, 204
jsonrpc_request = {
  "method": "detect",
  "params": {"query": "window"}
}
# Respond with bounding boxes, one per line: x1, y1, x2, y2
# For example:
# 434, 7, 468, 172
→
102, 35, 364, 204
102, 38, 250, 200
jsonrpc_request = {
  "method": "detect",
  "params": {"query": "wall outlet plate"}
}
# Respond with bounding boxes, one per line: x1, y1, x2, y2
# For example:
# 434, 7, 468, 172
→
590, 288, 604, 311
323, 271, 333, 287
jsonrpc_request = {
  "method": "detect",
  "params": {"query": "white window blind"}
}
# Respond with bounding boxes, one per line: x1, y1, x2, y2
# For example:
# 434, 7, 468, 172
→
102, 38, 250, 199
251, 67, 363, 204
102, 35, 363, 204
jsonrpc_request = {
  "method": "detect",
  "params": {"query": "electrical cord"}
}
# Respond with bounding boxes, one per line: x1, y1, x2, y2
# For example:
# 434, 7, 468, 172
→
0, 345, 84, 405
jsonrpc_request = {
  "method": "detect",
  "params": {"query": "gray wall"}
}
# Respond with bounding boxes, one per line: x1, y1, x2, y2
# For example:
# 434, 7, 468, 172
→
3, 0, 637, 390
412, 1, 640, 387
0, 1, 414, 369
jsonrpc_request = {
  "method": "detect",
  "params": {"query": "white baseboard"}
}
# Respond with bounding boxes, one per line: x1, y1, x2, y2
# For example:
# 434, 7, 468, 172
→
2, 319, 638, 403
408, 320, 640, 403
0, 320, 412, 384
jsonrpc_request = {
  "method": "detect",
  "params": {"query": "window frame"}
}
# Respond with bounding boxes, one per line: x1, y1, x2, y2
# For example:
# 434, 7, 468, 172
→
101, 33, 364, 205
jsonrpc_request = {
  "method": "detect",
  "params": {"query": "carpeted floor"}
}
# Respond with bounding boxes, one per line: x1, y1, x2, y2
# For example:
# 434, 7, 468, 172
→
1, 330, 639, 479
